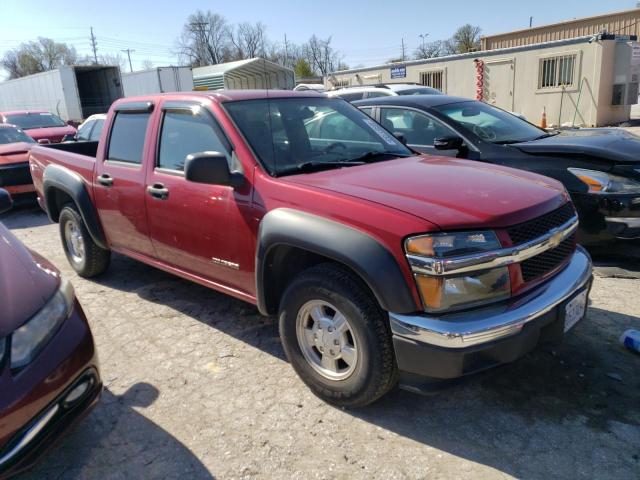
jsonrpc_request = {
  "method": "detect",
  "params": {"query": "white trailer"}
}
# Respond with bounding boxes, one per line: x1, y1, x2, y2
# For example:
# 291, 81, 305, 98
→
0, 65, 123, 122
122, 66, 194, 97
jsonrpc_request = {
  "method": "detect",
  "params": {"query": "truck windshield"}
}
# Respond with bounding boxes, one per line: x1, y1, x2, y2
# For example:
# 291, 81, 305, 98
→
4, 112, 67, 130
224, 97, 412, 176
0, 126, 35, 145
432, 101, 547, 144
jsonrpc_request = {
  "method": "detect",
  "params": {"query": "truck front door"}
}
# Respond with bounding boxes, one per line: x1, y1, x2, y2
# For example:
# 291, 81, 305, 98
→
144, 101, 253, 297
94, 103, 156, 257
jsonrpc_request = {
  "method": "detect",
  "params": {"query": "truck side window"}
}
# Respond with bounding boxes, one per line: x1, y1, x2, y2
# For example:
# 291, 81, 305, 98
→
107, 112, 151, 164
158, 110, 228, 172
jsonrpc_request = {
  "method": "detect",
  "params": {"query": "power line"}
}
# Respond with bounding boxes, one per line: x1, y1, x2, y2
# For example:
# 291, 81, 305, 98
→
121, 49, 135, 72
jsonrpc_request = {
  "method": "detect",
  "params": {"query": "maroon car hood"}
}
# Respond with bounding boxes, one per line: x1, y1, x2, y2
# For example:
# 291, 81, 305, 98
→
0, 142, 32, 165
0, 223, 59, 336
24, 125, 76, 143
286, 156, 568, 230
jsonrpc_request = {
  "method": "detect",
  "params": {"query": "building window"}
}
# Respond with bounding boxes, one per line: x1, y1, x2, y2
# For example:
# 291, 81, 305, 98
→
333, 78, 351, 88
539, 54, 576, 89
419, 70, 444, 91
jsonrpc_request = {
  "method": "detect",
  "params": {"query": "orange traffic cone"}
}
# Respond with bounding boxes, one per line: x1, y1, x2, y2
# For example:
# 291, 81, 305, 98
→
540, 107, 547, 129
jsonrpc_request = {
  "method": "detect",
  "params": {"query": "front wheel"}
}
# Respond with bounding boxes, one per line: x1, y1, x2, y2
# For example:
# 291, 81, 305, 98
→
279, 263, 397, 407
59, 203, 111, 277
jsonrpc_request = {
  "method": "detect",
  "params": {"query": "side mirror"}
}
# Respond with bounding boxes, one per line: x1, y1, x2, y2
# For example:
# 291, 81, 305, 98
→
184, 151, 243, 188
434, 135, 465, 151
393, 132, 407, 145
0, 189, 13, 214
37, 138, 51, 145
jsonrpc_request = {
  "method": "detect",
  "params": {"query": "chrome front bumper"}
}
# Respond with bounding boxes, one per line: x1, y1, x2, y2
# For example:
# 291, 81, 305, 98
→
390, 246, 593, 349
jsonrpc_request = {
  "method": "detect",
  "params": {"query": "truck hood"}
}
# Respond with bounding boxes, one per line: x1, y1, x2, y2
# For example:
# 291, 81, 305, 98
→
0, 142, 32, 165
512, 128, 640, 164
0, 223, 60, 336
286, 156, 567, 230
24, 125, 76, 143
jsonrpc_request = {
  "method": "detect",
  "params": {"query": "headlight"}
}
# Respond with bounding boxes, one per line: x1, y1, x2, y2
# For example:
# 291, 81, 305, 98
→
568, 168, 640, 194
406, 231, 502, 258
11, 279, 74, 370
406, 231, 510, 312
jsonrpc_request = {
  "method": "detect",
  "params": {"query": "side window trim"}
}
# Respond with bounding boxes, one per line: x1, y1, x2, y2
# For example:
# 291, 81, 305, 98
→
155, 102, 234, 174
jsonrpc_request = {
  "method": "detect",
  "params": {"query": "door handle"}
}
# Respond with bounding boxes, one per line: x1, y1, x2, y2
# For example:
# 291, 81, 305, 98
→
97, 174, 113, 187
147, 183, 169, 200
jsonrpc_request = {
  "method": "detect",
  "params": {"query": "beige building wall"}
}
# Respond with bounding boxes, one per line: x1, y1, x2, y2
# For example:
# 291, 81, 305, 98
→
481, 8, 640, 50
328, 38, 632, 127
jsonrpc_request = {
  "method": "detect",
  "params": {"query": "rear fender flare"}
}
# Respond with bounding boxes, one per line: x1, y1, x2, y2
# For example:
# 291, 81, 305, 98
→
42, 164, 108, 249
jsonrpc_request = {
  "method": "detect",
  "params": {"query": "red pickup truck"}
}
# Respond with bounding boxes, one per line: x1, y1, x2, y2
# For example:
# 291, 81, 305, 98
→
29, 90, 593, 406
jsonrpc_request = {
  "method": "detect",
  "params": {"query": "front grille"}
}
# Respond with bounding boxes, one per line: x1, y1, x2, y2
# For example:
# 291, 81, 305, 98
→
0, 162, 32, 187
520, 233, 577, 282
507, 202, 575, 246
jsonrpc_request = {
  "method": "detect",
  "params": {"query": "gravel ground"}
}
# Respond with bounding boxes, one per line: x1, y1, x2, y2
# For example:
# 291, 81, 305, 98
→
2, 206, 639, 480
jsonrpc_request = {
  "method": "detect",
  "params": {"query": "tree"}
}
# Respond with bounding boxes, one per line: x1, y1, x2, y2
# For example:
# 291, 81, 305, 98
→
293, 58, 314, 78
230, 22, 267, 59
449, 24, 482, 54
304, 35, 342, 76
1, 37, 78, 79
98, 53, 127, 70
177, 10, 231, 66
141, 59, 155, 70
414, 40, 444, 60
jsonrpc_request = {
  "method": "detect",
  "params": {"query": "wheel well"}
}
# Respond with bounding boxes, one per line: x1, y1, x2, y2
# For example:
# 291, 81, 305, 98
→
262, 245, 373, 315
46, 188, 74, 222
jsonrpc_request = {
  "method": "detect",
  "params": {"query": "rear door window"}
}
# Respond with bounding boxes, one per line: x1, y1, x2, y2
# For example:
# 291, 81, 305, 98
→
107, 112, 150, 164
89, 119, 105, 141
76, 120, 95, 141
338, 92, 365, 102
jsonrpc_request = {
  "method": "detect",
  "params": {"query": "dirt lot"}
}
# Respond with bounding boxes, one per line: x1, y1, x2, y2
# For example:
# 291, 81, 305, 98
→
3, 206, 639, 480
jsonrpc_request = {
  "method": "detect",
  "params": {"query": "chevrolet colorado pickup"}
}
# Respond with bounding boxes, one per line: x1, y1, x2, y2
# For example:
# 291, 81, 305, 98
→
29, 90, 593, 407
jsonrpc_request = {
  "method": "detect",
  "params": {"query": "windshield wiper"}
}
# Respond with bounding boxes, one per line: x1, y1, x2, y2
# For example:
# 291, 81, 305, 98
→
346, 151, 412, 163
276, 160, 365, 176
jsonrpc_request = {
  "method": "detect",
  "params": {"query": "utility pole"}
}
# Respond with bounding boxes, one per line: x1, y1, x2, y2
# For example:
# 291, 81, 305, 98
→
284, 34, 289, 67
90, 27, 98, 64
121, 49, 135, 72
529, 16, 533, 28
401, 38, 406, 62
419, 33, 429, 53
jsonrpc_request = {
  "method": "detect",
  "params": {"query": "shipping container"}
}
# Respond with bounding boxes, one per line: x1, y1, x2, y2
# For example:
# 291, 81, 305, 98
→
0, 65, 123, 122
122, 66, 194, 97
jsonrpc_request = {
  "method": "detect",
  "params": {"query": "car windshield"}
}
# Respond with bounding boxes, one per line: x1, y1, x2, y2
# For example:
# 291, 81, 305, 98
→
396, 87, 442, 95
432, 101, 547, 144
224, 97, 411, 176
4, 112, 67, 130
0, 126, 35, 144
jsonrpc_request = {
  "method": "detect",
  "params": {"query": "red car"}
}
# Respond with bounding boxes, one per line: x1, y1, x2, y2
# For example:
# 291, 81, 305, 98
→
0, 111, 76, 144
0, 124, 37, 202
29, 91, 592, 407
0, 189, 101, 478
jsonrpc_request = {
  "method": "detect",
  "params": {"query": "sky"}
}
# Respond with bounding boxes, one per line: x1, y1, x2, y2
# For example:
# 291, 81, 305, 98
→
1, 0, 638, 78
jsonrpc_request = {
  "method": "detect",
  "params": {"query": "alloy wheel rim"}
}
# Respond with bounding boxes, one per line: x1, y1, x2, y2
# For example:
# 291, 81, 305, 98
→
65, 220, 85, 263
295, 300, 358, 381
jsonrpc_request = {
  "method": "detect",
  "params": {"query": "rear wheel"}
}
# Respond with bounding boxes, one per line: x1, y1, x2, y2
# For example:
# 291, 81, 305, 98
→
59, 203, 110, 277
279, 263, 397, 407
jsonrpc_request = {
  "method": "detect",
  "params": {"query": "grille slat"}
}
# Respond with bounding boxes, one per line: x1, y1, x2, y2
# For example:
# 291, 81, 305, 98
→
507, 203, 575, 246
506, 203, 577, 283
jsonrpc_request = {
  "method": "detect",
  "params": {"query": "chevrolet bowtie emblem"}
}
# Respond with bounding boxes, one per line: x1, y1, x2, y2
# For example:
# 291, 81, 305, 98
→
548, 231, 564, 248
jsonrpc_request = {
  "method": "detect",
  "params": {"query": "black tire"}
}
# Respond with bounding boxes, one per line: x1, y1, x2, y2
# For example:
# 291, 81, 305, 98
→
279, 263, 397, 407
59, 203, 110, 277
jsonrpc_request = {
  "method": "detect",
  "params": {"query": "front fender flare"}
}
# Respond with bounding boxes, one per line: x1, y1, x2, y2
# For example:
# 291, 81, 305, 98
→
256, 208, 417, 315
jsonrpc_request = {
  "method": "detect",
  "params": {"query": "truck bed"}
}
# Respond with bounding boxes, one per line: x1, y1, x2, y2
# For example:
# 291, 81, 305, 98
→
29, 142, 97, 204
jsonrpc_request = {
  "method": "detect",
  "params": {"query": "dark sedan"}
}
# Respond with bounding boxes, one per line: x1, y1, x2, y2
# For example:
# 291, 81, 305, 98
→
0, 189, 101, 478
353, 95, 640, 248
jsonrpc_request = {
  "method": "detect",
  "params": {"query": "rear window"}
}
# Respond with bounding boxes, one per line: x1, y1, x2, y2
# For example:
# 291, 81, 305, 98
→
107, 113, 150, 164
4, 112, 66, 129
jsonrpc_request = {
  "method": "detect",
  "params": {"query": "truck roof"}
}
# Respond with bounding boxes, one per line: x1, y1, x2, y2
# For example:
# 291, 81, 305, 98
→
117, 89, 325, 105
